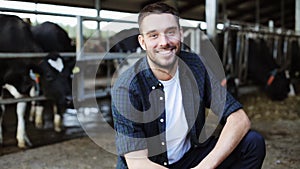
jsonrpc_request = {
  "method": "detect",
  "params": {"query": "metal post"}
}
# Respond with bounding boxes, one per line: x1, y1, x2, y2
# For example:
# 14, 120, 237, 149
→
281, 0, 285, 29
268, 20, 274, 32
96, 0, 101, 30
76, 16, 83, 60
255, 0, 260, 30
195, 27, 201, 55
296, 0, 300, 34
205, 0, 218, 46
75, 16, 84, 102
222, 0, 227, 21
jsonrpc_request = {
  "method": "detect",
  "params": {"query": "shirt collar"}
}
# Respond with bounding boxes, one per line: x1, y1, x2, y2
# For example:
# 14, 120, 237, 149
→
136, 56, 162, 89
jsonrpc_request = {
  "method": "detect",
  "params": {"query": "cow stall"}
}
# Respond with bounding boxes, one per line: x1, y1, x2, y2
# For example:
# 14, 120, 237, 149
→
1, 0, 300, 159
0, 13, 81, 151
0, 10, 149, 153
219, 22, 300, 100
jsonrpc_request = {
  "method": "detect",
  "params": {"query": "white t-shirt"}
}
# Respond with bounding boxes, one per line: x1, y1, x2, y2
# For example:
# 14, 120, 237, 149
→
159, 68, 191, 164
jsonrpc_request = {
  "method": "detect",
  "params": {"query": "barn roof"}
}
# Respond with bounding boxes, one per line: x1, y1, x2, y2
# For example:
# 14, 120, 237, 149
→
6, 0, 297, 30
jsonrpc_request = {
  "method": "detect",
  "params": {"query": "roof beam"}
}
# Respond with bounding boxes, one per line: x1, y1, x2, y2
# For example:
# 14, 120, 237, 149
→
178, 0, 204, 13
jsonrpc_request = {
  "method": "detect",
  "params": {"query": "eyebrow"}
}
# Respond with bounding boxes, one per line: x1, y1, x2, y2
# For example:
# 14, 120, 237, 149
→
145, 30, 157, 36
144, 26, 178, 36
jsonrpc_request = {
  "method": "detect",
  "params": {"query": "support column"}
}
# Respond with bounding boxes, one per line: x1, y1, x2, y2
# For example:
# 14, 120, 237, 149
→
76, 16, 83, 60
281, 0, 285, 29
205, 0, 218, 46
222, 0, 227, 21
96, 0, 101, 30
255, 0, 260, 30
296, 0, 300, 34
75, 16, 85, 102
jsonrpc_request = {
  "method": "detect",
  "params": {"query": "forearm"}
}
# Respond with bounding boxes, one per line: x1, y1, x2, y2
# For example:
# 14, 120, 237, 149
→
194, 109, 251, 169
125, 149, 168, 169
127, 158, 168, 169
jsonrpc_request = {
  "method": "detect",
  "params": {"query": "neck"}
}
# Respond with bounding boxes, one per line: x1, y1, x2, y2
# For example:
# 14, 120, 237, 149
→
149, 61, 178, 81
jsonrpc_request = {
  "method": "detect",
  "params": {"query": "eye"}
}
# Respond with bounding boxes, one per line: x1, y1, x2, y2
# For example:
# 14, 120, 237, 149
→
166, 29, 178, 37
167, 30, 175, 36
148, 33, 158, 39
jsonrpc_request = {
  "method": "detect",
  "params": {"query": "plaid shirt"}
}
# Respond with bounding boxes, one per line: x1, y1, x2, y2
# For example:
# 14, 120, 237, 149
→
111, 51, 242, 168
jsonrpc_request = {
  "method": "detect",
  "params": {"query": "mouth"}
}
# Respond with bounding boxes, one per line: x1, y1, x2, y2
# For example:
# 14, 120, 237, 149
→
156, 46, 176, 56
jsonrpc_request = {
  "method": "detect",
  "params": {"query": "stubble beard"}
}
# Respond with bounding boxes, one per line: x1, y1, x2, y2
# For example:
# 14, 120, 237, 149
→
147, 50, 178, 72
148, 43, 181, 70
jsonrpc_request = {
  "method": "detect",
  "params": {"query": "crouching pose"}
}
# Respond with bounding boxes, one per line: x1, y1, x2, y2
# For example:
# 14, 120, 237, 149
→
111, 2, 266, 169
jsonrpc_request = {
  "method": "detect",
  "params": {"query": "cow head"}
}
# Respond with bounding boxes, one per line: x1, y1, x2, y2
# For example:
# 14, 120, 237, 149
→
265, 69, 290, 101
36, 53, 74, 111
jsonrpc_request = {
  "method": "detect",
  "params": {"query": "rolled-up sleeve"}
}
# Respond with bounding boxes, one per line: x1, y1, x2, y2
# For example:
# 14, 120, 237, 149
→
221, 91, 243, 125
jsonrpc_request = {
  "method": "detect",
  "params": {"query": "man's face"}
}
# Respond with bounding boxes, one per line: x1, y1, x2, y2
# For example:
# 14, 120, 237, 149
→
138, 13, 182, 71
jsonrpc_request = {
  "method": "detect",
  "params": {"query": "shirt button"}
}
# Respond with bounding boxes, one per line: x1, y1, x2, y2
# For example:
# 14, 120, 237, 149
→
160, 119, 164, 123
163, 162, 168, 166
159, 97, 163, 100
158, 83, 162, 86
161, 142, 165, 145
152, 86, 155, 90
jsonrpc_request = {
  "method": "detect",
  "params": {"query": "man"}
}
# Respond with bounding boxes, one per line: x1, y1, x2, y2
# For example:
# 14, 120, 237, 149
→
111, 2, 265, 169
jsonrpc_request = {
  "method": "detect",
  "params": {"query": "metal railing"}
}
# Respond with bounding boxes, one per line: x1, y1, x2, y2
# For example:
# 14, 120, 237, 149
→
0, 6, 202, 104
0, 52, 75, 58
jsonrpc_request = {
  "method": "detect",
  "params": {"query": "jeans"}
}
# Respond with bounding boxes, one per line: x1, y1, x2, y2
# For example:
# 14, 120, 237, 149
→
167, 130, 266, 169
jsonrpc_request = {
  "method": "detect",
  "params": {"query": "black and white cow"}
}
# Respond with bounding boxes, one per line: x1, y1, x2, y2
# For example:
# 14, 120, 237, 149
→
109, 28, 140, 53
0, 14, 43, 148
109, 28, 142, 75
29, 21, 75, 131
31, 21, 75, 53
31, 52, 73, 132
247, 38, 291, 101
0, 14, 73, 148
219, 29, 292, 101
290, 39, 300, 92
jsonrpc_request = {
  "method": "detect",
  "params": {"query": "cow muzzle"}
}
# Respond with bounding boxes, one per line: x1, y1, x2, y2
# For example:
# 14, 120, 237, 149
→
65, 95, 73, 107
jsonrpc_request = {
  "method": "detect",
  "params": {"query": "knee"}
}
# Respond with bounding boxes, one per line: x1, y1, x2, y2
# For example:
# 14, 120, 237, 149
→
242, 130, 266, 158
245, 130, 265, 147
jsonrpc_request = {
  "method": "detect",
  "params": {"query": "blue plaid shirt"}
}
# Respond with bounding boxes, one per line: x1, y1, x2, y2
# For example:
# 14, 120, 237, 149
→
111, 51, 242, 168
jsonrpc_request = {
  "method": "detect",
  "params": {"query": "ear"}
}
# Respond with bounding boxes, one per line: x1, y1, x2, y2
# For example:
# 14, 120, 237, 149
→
138, 34, 146, 50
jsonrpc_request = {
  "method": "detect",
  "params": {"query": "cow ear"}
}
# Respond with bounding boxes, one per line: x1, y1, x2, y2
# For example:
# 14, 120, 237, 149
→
138, 34, 146, 50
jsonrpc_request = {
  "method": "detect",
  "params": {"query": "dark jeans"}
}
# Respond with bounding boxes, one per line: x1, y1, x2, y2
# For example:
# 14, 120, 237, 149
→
168, 130, 266, 169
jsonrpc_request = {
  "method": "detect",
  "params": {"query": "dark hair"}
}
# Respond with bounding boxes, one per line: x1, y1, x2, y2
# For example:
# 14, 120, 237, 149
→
138, 2, 180, 32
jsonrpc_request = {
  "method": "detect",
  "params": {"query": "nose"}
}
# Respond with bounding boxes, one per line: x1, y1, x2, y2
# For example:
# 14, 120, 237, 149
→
158, 34, 169, 46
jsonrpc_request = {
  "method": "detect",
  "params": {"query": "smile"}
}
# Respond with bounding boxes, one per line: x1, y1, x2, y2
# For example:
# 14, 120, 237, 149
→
156, 47, 176, 55
158, 50, 172, 55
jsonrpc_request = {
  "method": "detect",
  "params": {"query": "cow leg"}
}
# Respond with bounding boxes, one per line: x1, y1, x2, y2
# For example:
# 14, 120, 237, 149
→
28, 84, 44, 129
3, 84, 32, 148
34, 106, 43, 129
53, 105, 62, 132
29, 86, 36, 122
16, 101, 32, 148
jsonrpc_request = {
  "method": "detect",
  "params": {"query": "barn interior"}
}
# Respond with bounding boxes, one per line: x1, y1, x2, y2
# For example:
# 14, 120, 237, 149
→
8, 0, 297, 29
0, 0, 300, 169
